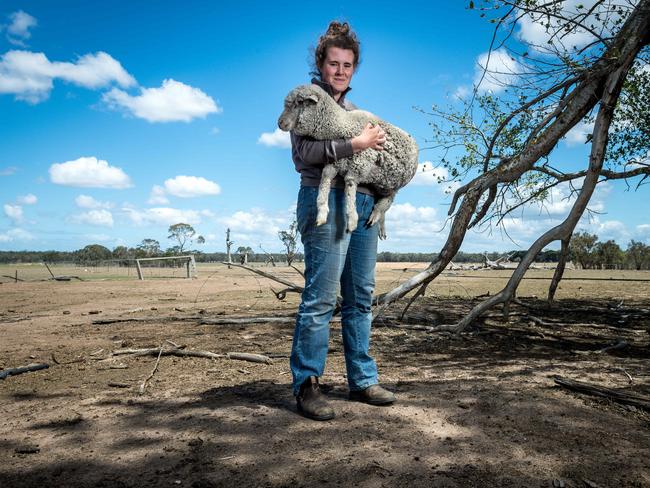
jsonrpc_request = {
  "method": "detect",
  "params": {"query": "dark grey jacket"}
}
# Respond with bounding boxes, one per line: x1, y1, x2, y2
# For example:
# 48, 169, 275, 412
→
291, 78, 373, 195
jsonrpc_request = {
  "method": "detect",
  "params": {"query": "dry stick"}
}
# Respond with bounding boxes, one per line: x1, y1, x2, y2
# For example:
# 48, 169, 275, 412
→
93, 315, 202, 325
1, 274, 25, 282
112, 347, 273, 365
139, 344, 164, 395
221, 262, 304, 292
553, 375, 650, 411
0, 363, 49, 380
200, 317, 295, 325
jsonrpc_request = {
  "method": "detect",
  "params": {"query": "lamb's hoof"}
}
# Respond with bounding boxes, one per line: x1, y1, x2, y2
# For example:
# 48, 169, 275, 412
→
378, 224, 387, 240
368, 209, 382, 227
316, 210, 328, 226
346, 214, 359, 233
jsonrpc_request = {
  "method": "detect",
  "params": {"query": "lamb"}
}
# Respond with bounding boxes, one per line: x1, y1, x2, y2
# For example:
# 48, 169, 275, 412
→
278, 84, 418, 238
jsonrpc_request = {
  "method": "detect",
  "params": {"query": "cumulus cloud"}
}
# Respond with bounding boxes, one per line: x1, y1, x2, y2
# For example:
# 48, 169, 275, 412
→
384, 203, 442, 238
409, 162, 459, 194
474, 48, 524, 93
516, 1, 624, 54
17, 193, 37, 205
258, 128, 291, 148
5, 11, 37, 46
103, 79, 220, 123
148, 185, 170, 205
49, 156, 132, 189
3, 203, 23, 223
71, 209, 114, 227
564, 119, 595, 147
122, 207, 202, 226
0, 50, 136, 103
163, 175, 221, 198
219, 208, 288, 241
0, 227, 33, 242
75, 194, 112, 209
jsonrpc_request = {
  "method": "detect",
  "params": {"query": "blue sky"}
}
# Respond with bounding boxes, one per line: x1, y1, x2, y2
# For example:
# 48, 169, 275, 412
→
1, 1, 648, 253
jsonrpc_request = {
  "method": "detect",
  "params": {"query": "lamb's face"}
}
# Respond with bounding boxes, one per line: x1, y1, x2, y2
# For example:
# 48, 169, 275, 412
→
277, 87, 320, 134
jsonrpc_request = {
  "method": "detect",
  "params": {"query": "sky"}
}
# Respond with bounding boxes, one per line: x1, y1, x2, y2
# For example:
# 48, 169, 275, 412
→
1, 0, 648, 254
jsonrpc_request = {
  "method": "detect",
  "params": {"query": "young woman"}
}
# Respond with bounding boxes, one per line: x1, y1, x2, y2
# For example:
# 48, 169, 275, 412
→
290, 21, 395, 421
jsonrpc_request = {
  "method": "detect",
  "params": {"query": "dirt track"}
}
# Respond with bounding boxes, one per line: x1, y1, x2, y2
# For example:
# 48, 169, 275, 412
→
1, 264, 649, 487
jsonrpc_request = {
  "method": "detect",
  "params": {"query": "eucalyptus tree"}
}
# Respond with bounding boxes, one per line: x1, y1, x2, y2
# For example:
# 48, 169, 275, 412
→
378, 0, 650, 329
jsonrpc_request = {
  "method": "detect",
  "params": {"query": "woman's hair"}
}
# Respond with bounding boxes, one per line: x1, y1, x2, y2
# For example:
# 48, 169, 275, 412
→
310, 21, 361, 78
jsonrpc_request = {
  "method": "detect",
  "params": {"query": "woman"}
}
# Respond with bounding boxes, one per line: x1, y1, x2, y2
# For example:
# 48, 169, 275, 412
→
290, 21, 396, 421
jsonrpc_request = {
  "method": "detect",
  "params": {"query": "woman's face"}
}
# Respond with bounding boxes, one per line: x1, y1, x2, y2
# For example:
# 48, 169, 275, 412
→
320, 46, 355, 99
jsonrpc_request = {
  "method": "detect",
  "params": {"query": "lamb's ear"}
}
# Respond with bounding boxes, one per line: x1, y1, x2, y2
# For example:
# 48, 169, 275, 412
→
306, 93, 319, 104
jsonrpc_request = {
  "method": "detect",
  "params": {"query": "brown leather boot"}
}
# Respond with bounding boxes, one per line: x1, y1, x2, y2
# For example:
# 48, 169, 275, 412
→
296, 376, 335, 421
349, 384, 396, 405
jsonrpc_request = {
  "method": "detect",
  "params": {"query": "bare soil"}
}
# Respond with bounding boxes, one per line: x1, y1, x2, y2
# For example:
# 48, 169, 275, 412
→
1, 264, 649, 487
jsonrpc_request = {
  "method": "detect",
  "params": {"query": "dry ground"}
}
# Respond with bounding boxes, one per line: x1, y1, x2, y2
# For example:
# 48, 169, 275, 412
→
1, 263, 649, 487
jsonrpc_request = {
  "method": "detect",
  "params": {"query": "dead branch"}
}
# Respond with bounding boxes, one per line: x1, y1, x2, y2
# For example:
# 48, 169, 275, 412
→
548, 235, 571, 302
221, 261, 304, 293
554, 375, 650, 411
0, 363, 49, 380
139, 343, 164, 395
199, 317, 295, 325
112, 347, 272, 365
92, 315, 202, 325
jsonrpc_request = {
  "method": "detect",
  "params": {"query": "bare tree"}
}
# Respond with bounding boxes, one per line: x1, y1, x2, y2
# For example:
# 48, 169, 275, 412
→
226, 228, 234, 268
376, 0, 650, 330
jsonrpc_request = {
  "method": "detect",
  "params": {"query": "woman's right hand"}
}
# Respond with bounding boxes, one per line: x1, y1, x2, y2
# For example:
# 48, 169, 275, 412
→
352, 123, 386, 153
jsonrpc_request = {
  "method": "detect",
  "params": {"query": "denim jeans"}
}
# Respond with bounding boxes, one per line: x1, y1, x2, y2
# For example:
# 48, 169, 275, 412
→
291, 186, 379, 395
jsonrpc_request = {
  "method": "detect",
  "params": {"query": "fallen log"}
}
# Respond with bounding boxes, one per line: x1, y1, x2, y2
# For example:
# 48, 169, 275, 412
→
0, 363, 49, 380
553, 375, 650, 411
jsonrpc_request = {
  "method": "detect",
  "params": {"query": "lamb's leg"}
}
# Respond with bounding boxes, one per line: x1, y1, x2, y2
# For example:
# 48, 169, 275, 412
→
368, 194, 395, 239
344, 176, 359, 233
316, 164, 337, 226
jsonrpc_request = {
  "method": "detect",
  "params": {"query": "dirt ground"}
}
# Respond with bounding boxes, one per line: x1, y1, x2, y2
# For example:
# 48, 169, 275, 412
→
1, 263, 649, 487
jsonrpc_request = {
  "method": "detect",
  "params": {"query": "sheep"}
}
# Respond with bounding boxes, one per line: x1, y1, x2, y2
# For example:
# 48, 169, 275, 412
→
278, 84, 418, 238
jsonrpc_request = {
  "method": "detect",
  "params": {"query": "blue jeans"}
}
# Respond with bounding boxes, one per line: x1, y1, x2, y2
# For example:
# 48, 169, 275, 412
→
291, 186, 379, 395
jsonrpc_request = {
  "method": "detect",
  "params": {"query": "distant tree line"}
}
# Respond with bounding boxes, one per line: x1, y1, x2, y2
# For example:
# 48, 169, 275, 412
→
1, 232, 648, 269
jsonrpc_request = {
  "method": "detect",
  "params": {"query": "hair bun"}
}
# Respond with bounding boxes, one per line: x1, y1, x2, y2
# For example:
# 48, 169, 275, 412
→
326, 21, 350, 37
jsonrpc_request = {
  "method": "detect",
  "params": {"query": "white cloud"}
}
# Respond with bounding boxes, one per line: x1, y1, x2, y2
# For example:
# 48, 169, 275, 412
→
49, 156, 132, 188
474, 48, 524, 93
0, 50, 135, 103
384, 202, 442, 239
211, 127, 220, 135
103, 79, 220, 123
564, 120, 595, 147
516, 1, 624, 54
123, 207, 202, 226
71, 209, 114, 227
163, 175, 221, 198
75, 194, 112, 209
5, 11, 37, 46
0, 228, 33, 242
258, 128, 291, 148
0, 166, 18, 176
219, 208, 288, 241
576, 217, 630, 243
3, 203, 23, 223
409, 162, 459, 194
148, 185, 170, 205
17, 193, 37, 205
